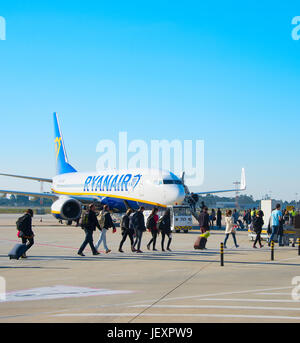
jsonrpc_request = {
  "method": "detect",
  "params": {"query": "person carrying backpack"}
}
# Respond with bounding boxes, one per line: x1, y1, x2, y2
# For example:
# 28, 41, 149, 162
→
17, 209, 35, 259
253, 210, 264, 248
160, 208, 172, 252
119, 209, 136, 253
146, 208, 159, 251
78, 204, 101, 257
95, 205, 116, 254
132, 206, 146, 253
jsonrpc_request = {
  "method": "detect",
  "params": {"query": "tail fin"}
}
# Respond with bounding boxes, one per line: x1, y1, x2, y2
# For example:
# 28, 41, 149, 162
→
53, 112, 77, 175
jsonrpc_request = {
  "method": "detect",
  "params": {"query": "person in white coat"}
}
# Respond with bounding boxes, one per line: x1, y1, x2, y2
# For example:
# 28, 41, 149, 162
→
224, 210, 239, 248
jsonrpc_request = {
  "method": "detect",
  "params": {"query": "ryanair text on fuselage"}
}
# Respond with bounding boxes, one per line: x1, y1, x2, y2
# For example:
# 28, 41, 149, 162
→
83, 174, 142, 193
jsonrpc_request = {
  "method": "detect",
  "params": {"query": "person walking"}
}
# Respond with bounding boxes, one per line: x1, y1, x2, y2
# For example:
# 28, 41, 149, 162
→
78, 204, 101, 257
198, 207, 210, 233
269, 203, 283, 247
251, 208, 257, 222
147, 208, 159, 251
95, 205, 116, 254
132, 206, 146, 253
17, 209, 35, 259
278, 213, 285, 247
224, 210, 239, 248
216, 208, 222, 229
210, 209, 216, 228
245, 209, 252, 228
119, 209, 136, 253
200, 201, 206, 212
253, 210, 264, 248
159, 208, 172, 252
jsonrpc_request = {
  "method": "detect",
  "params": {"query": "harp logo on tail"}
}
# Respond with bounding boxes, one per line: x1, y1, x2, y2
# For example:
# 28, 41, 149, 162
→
55, 137, 62, 161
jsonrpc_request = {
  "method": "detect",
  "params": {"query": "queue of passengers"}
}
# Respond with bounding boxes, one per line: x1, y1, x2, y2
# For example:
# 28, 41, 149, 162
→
14, 203, 297, 258
77, 205, 172, 256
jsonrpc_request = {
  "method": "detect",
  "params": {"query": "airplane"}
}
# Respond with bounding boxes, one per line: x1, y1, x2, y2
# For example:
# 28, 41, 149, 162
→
0, 113, 246, 222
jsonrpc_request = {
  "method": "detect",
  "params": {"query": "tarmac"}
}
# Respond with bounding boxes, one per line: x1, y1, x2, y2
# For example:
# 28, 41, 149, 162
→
1, 214, 300, 323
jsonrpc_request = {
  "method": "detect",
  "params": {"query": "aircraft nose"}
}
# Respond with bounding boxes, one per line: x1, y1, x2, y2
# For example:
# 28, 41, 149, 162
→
166, 185, 186, 205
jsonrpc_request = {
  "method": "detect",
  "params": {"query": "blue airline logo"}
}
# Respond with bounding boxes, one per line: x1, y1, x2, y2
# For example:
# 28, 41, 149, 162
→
84, 174, 142, 193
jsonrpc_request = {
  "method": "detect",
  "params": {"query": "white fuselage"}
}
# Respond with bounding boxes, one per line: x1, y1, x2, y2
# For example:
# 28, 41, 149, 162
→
51, 168, 186, 211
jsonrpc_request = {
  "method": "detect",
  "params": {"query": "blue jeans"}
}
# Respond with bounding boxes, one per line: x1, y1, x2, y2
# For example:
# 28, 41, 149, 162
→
95, 229, 108, 251
224, 233, 238, 247
269, 225, 279, 244
78, 229, 98, 254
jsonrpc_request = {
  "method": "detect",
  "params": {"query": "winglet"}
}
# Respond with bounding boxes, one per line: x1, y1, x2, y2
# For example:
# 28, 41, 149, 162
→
240, 168, 246, 191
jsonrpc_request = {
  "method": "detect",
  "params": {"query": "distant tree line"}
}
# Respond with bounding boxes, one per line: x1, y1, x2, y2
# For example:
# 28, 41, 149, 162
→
0, 195, 53, 207
196, 194, 299, 209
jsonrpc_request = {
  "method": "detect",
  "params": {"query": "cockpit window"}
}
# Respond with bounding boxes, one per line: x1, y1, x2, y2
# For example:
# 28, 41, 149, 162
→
163, 180, 182, 185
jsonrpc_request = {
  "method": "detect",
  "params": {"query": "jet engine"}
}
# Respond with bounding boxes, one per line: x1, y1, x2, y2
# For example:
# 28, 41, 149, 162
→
51, 197, 82, 221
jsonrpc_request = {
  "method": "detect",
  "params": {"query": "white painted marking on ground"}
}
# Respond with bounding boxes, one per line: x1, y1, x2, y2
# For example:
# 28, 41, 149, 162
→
130, 304, 300, 311
194, 298, 299, 303
53, 313, 300, 320
257, 293, 293, 296
0, 285, 134, 303
158, 286, 294, 303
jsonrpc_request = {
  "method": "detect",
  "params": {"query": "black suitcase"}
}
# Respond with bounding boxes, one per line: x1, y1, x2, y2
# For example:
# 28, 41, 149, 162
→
194, 237, 207, 250
8, 244, 27, 260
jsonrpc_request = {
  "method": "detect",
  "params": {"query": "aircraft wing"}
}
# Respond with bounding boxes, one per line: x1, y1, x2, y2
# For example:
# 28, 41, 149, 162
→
0, 189, 102, 205
0, 189, 58, 199
0, 173, 52, 183
193, 168, 246, 196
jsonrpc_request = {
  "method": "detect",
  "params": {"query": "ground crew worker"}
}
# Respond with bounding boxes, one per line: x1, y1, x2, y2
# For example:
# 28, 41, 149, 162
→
291, 209, 297, 225
251, 208, 256, 221
78, 204, 101, 257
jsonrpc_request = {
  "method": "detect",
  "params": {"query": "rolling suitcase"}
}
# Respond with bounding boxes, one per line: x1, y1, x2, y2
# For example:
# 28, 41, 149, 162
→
194, 237, 207, 250
8, 244, 27, 260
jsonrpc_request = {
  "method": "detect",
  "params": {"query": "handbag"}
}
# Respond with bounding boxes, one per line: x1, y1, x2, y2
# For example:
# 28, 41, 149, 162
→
17, 231, 24, 238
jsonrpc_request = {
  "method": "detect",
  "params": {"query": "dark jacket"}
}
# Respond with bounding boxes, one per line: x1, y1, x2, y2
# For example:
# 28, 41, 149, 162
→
132, 211, 146, 232
18, 213, 34, 236
121, 214, 131, 232
199, 212, 210, 230
103, 211, 115, 230
159, 214, 171, 234
87, 210, 101, 231
253, 216, 264, 234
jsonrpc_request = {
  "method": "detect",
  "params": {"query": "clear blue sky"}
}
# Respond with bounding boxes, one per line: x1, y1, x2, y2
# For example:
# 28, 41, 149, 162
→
0, 1, 300, 201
